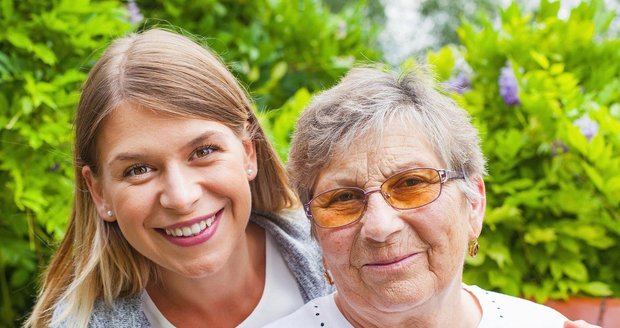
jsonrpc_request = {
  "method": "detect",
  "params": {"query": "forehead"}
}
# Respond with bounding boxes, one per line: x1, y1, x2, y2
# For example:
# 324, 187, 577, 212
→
96, 104, 238, 157
315, 121, 443, 188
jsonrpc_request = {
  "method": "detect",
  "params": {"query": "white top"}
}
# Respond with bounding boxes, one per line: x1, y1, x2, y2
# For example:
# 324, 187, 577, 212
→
140, 232, 304, 327
265, 284, 568, 328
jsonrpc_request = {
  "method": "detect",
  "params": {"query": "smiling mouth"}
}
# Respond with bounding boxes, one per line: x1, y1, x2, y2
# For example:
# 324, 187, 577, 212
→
163, 215, 216, 238
364, 253, 420, 267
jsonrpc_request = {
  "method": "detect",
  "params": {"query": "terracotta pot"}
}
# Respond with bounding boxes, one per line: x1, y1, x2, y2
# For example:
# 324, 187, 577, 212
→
545, 297, 620, 328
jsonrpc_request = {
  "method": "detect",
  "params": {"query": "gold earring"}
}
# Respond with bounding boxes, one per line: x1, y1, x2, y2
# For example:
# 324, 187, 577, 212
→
468, 239, 479, 257
322, 258, 334, 285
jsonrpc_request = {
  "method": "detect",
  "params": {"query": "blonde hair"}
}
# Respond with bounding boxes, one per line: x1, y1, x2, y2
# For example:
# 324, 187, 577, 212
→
288, 67, 486, 206
26, 28, 295, 328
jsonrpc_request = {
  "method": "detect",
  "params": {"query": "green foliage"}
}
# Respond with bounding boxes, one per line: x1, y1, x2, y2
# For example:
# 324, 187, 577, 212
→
0, 0, 133, 325
257, 88, 313, 162
431, 0, 620, 302
137, 0, 381, 110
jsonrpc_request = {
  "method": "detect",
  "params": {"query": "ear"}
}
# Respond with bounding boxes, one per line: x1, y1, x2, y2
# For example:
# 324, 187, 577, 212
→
242, 125, 258, 181
82, 165, 116, 222
467, 175, 486, 239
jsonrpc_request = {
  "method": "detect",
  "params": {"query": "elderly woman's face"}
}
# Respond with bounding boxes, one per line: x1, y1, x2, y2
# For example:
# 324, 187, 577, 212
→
313, 121, 485, 315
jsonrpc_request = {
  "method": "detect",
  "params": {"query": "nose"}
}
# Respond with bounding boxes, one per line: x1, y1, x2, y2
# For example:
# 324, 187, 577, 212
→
159, 163, 201, 213
359, 192, 405, 242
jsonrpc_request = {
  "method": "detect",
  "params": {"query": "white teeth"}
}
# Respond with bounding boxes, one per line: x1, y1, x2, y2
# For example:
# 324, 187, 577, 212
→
190, 223, 201, 235
165, 215, 216, 238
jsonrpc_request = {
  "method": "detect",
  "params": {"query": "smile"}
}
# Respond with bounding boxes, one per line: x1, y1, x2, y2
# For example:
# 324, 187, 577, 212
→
364, 252, 421, 268
164, 216, 216, 237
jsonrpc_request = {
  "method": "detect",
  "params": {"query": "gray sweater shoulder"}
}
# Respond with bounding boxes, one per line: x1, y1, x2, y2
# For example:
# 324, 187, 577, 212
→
250, 209, 334, 302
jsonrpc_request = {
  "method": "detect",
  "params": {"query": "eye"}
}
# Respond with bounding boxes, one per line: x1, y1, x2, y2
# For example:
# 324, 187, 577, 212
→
402, 177, 423, 187
335, 191, 356, 202
390, 174, 429, 191
191, 145, 218, 160
123, 164, 152, 177
326, 189, 363, 206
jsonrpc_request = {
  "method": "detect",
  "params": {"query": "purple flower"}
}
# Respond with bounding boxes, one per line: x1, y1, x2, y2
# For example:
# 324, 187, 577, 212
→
499, 64, 520, 106
126, 0, 144, 24
573, 115, 599, 141
443, 72, 471, 94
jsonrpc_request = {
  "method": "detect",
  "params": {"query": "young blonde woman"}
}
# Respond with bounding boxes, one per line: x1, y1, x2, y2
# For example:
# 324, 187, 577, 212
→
25, 29, 331, 328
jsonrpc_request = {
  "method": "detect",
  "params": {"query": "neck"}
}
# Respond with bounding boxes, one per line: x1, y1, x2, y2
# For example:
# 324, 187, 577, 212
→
336, 280, 481, 328
146, 222, 266, 327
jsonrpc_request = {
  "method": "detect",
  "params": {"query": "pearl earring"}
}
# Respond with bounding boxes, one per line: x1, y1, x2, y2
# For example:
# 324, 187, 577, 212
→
247, 169, 254, 176
106, 210, 113, 217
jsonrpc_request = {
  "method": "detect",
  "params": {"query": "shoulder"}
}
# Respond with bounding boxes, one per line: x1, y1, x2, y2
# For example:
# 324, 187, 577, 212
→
51, 295, 149, 328
265, 293, 351, 328
465, 285, 567, 328
251, 209, 334, 302
250, 209, 317, 263
251, 208, 312, 240
89, 295, 150, 327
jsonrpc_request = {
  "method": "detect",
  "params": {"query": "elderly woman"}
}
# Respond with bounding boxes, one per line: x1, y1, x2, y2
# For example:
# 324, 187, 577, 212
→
268, 67, 592, 327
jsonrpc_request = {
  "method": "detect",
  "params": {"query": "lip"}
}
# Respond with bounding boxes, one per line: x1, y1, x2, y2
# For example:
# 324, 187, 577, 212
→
362, 252, 422, 271
162, 209, 220, 230
158, 209, 223, 247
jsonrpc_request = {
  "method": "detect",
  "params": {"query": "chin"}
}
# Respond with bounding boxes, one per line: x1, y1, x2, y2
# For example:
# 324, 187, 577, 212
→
368, 291, 429, 313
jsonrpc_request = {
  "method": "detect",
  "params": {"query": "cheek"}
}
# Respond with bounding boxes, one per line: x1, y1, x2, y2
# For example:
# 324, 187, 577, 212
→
412, 202, 469, 269
318, 229, 355, 270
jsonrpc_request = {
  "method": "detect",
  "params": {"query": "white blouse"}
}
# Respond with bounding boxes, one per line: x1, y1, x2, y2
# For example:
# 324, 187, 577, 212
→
265, 284, 568, 328
140, 232, 304, 327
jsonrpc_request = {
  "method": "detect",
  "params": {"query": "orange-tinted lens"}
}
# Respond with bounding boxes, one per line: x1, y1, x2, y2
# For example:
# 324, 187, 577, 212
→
382, 168, 441, 209
309, 188, 365, 228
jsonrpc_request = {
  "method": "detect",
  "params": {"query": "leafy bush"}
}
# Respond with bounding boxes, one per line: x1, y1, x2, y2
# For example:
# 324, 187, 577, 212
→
430, 0, 620, 302
0, 0, 133, 325
137, 0, 381, 110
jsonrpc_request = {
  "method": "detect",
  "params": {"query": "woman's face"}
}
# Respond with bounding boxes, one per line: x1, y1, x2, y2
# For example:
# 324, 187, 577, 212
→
83, 104, 257, 278
313, 121, 485, 316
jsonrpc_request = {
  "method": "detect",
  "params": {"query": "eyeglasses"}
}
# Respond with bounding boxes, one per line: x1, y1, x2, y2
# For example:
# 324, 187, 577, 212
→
304, 168, 465, 229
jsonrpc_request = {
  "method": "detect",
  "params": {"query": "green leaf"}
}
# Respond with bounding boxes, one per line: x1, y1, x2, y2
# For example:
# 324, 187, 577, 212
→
1, 0, 13, 20
538, 0, 560, 21
427, 47, 455, 81
530, 50, 549, 69
563, 260, 588, 282
485, 243, 511, 269
550, 261, 564, 280
6, 30, 32, 50
32, 44, 57, 65
524, 227, 557, 245
582, 162, 605, 192
580, 281, 613, 296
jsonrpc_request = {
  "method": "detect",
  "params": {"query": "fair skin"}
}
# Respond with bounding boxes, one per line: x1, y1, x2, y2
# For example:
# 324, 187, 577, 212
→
83, 104, 265, 327
314, 121, 486, 328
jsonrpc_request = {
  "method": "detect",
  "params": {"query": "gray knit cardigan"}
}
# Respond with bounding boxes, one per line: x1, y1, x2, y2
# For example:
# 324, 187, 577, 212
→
54, 210, 332, 327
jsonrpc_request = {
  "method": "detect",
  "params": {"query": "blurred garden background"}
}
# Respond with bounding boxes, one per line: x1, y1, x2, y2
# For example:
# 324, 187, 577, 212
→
1, 0, 619, 326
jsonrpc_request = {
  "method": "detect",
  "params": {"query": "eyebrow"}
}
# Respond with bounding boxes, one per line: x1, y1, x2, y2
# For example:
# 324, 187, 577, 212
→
109, 130, 224, 164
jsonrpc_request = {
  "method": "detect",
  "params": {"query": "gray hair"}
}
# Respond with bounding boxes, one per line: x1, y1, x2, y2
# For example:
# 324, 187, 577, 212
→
287, 67, 486, 206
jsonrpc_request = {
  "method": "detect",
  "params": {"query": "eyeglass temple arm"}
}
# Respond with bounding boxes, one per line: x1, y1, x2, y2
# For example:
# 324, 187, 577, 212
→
439, 169, 465, 183
303, 203, 313, 218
